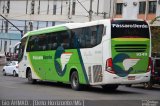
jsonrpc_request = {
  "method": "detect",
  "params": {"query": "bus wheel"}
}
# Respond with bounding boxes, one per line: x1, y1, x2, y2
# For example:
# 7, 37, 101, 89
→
27, 70, 36, 84
102, 84, 119, 91
70, 71, 82, 91
126, 84, 132, 87
144, 82, 153, 89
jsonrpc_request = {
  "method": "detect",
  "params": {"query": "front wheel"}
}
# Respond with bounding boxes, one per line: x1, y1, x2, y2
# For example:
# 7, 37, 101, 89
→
70, 71, 82, 91
102, 84, 119, 91
27, 70, 36, 84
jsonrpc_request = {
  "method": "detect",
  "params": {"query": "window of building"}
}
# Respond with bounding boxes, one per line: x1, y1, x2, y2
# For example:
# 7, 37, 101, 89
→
139, 1, 146, 14
4, 41, 7, 52
61, 1, 63, 15
148, 1, 157, 14
37, 0, 41, 14
116, 3, 123, 15
53, 4, 56, 15
9, 48, 11, 53
30, 0, 35, 14
6, 0, 10, 14
72, 2, 76, 15
0, 40, 2, 52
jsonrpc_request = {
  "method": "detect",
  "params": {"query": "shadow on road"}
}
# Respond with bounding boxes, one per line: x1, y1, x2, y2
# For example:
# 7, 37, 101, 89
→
130, 85, 160, 91
23, 81, 143, 95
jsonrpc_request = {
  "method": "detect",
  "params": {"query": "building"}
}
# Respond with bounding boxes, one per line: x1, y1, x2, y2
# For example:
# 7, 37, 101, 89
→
0, 33, 21, 53
115, 0, 160, 26
0, 0, 115, 53
0, 0, 160, 53
0, 0, 115, 34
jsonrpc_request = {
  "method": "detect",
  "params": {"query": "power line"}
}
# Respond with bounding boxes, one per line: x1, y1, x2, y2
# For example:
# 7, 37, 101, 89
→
76, 0, 89, 14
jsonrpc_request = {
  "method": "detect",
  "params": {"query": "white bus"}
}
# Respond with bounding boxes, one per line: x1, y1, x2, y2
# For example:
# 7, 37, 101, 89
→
18, 19, 151, 91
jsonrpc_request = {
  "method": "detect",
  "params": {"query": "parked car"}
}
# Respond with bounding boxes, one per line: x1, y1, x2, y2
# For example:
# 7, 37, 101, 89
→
2, 61, 19, 77
143, 57, 160, 89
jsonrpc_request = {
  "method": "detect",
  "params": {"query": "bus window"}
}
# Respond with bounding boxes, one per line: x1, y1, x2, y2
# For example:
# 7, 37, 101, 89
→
71, 30, 79, 48
18, 37, 27, 62
38, 35, 47, 51
71, 25, 103, 48
111, 20, 149, 38
57, 31, 70, 49
47, 33, 58, 50
90, 25, 103, 47
27, 36, 38, 52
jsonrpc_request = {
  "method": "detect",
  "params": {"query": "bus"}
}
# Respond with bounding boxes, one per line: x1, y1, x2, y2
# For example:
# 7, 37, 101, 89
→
18, 19, 151, 91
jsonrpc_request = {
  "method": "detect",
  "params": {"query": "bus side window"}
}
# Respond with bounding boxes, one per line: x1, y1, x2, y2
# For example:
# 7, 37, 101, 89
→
84, 27, 91, 48
70, 29, 81, 49
18, 37, 27, 62
47, 33, 58, 50
59, 31, 69, 49
91, 31, 97, 46
33, 37, 39, 51
79, 28, 86, 48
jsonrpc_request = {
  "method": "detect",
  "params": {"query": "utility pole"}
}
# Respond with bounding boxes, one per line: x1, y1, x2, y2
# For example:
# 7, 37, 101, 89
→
47, 0, 49, 14
0, 14, 23, 37
69, 0, 73, 20
145, 0, 149, 20
97, 0, 99, 16
89, 0, 93, 21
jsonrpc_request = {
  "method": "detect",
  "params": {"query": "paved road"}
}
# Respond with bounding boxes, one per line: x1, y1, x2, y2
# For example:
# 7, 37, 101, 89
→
0, 65, 160, 106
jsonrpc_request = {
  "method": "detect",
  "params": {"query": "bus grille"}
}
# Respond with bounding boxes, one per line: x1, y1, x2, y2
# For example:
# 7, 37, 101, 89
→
88, 66, 92, 83
115, 44, 147, 52
93, 65, 102, 83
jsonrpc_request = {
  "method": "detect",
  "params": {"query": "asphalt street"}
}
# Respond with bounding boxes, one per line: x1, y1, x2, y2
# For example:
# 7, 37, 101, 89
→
0, 65, 160, 106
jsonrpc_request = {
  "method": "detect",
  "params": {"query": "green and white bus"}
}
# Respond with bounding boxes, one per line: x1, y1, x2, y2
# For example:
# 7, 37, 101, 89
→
18, 19, 151, 90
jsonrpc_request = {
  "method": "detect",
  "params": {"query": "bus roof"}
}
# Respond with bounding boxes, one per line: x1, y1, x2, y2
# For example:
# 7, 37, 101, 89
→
22, 19, 147, 39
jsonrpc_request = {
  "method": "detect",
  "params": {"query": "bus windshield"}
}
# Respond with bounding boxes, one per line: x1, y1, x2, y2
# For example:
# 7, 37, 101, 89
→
111, 20, 150, 38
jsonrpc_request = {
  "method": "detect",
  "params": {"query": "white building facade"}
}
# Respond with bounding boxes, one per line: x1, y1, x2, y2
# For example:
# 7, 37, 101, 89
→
115, 0, 160, 26
0, 0, 115, 34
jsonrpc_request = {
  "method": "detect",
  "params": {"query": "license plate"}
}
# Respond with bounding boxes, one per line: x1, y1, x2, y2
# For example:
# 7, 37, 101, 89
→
128, 76, 135, 80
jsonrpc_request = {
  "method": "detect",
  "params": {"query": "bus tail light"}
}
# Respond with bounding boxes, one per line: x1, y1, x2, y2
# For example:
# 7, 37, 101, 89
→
147, 57, 152, 72
106, 58, 115, 74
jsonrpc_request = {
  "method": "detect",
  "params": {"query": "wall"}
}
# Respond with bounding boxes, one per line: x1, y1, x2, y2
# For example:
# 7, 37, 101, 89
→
123, 0, 139, 19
